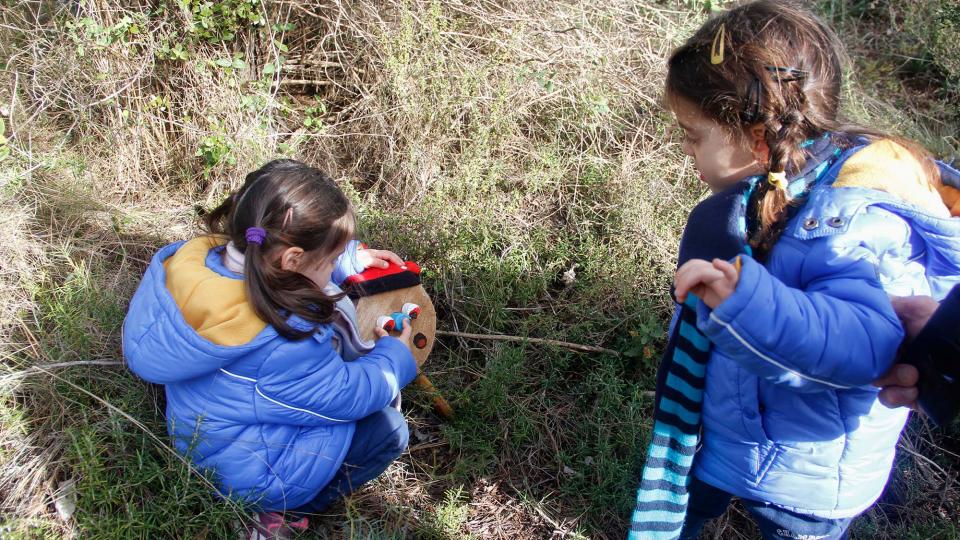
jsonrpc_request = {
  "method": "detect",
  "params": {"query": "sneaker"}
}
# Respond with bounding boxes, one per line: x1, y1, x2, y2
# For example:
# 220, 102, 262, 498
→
244, 512, 309, 540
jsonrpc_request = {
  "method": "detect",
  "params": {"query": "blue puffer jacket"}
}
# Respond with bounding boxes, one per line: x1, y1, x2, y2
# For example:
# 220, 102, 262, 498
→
692, 139, 960, 518
122, 238, 418, 511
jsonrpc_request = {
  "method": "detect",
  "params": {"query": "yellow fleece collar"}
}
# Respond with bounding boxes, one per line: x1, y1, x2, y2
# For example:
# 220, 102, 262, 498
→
164, 236, 267, 346
833, 140, 952, 217
940, 184, 960, 217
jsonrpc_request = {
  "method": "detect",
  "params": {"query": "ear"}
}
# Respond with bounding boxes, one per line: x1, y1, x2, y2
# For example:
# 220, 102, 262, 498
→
747, 123, 769, 164
278, 246, 304, 272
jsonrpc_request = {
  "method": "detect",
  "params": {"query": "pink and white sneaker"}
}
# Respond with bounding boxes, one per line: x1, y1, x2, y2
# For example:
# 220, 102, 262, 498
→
244, 512, 308, 540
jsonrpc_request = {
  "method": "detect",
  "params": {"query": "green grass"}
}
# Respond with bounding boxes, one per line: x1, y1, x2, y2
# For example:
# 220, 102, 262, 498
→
0, 0, 957, 539
821, 0, 960, 158
62, 415, 240, 539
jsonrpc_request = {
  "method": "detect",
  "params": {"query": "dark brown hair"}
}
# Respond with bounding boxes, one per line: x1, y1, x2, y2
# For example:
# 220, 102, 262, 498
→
203, 159, 355, 339
665, 0, 940, 257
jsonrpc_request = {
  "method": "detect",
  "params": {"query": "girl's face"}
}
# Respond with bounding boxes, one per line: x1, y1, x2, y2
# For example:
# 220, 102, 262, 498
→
279, 242, 347, 288
673, 98, 764, 192
301, 243, 346, 288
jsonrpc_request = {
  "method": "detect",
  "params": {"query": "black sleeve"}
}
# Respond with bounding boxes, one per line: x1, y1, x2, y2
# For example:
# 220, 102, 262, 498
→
903, 284, 960, 426
937, 285, 960, 330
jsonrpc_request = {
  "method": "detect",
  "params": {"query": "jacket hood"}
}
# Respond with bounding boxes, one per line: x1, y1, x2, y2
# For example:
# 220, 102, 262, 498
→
789, 140, 960, 299
938, 158, 960, 215
123, 238, 281, 384
831, 139, 956, 217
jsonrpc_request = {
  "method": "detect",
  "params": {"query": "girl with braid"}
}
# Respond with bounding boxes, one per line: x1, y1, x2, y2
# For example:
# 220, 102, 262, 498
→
629, 2, 960, 539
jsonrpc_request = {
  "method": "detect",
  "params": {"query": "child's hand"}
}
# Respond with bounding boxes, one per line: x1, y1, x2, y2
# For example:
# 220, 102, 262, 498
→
374, 320, 413, 351
674, 258, 739, 309
357, 247, 406, 270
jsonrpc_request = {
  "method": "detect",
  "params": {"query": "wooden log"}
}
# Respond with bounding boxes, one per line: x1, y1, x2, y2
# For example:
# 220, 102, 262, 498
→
356, 285, 453, 419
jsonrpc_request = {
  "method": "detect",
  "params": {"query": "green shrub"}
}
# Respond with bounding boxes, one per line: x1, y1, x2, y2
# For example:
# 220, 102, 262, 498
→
180, 0, 265, 43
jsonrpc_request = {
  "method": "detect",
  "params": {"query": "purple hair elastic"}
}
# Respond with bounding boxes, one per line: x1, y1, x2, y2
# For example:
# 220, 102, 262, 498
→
245, 227, 267, 245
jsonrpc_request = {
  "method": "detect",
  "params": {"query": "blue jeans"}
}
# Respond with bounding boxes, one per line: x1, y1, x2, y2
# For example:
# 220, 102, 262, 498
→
679, 476, 855, 540
293, 407, 409, 514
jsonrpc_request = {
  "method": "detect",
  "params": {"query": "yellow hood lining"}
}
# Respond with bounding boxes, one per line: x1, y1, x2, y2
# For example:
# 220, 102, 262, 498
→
164, 236, 267, 346
833, 139, 956, 217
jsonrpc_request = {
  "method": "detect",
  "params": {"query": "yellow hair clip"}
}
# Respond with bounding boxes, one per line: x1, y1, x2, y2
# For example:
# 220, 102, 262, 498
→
767, 170, 788, 190
711, 23, 726, 65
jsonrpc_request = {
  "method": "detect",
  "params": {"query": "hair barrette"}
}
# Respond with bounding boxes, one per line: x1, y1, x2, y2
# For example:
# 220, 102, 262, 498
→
743, 76, 763, 123
711, 23, 726, 65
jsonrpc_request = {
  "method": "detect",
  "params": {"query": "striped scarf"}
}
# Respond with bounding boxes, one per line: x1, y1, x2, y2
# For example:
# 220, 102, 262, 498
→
628, 294, 710, 538
628, 134, 842, 539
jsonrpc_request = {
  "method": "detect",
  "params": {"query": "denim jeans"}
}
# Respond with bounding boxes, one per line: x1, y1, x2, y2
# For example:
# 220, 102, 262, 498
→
679, 476, 855, 540
293, 406, 409, 514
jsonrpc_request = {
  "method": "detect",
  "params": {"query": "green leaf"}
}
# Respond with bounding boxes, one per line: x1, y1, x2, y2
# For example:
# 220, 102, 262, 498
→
261, 63, 275, 75
215, 58, 233, 68
232, 58, 246, 70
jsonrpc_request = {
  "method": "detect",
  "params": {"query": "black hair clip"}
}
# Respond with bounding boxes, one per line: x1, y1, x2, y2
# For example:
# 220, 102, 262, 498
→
742, 67, 808, 123
743, 76, 763, 124
765, 65, 809, 82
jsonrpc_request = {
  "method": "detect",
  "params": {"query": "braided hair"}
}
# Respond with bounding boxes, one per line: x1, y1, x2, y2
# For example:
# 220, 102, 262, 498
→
665, 0, 940, 258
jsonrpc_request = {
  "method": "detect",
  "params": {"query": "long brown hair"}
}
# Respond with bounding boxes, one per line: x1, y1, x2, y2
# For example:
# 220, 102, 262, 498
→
203, 159, 355, 339
665, 0, 940, 257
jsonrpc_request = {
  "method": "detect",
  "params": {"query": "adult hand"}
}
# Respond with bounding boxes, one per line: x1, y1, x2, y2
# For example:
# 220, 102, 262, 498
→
873, 364, 920, 410
890, 295, 939, 340
872, 295, 939, 410
374, 319, 413, 351
357, 247, 406, 270
674, 258, 739, 309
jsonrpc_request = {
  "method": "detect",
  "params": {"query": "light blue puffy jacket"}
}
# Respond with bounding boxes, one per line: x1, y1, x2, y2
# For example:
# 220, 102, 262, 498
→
692, 141, 960, 517
123, 239, 418, 511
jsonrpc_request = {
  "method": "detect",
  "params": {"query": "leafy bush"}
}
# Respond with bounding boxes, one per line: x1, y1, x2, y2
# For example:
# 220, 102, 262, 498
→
180, 0, 265, 43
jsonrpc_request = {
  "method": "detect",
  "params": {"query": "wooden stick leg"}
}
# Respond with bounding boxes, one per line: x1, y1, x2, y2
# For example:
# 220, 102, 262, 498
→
413, 373, 454, 420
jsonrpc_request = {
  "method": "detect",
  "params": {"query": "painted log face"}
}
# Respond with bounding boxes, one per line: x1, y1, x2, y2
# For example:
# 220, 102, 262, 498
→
356, 285, 436, 369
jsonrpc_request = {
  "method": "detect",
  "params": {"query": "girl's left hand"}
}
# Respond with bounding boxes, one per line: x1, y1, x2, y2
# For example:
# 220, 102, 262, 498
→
374, 319, 413, 351
674, 258, 739, 309
357, 247, 406, 270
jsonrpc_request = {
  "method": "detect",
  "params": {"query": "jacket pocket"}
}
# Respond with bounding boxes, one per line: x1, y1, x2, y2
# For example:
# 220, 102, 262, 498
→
743, 408, 772, 445
755, 442, 781, 485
